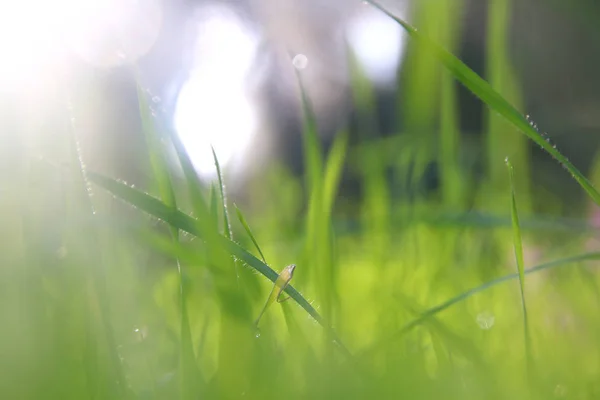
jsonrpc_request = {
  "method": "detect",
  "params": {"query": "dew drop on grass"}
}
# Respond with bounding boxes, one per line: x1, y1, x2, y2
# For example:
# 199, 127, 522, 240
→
292, 54, 308, 70
133, 326, 148, 341
476, 311, 495, 330
554, 384, 567, 397
56, 246, 68, 259
152, 96, 160, 103
254, 328, 261, 338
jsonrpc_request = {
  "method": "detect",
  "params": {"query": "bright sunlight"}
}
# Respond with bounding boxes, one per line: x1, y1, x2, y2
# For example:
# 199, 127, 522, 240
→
173, 5, 260, 179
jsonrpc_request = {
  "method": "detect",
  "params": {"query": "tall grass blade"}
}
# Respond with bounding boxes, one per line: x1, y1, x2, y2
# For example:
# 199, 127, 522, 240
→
66, 115, 129, 398
135, 83, 200, 398
364, 0, 600, 206
295, 69, 323, 191
211, 147, 241, 289
322, 129, 349, 216
486, 0, 531, 211
165, 124, 209, 221
234, 204, 267, 263
506, 158, 532, 368
135, 84, 177, 211
211, 147, 233, 241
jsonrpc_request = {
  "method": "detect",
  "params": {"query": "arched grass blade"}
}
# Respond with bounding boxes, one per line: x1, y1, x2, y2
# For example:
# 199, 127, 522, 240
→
360, 251, 600, 358
87, 171, 353, 359
364, 0, 600, 206
234, 204, 266, 263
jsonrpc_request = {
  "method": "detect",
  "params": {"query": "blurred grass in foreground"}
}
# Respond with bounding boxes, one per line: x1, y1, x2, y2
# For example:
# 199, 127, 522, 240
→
3, 1, 600, 399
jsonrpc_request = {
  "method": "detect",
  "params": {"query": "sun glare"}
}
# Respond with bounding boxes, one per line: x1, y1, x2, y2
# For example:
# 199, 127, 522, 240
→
0, 0, 162, 91
347, 6, 405, 85
174, 6, 260, 179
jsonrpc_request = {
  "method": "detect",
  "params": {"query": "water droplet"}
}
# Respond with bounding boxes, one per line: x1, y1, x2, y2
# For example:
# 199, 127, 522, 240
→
292, 54, 308, 70
476, 311, 495, 330
134, 328, 140, 333
554, 384, 567, 397
152, 96, 160, 103
255, 330, 261, 338
56, 246, 68, 259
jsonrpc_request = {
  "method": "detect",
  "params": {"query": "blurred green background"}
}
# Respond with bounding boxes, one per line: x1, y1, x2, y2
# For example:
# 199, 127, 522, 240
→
3, 0, 600, 399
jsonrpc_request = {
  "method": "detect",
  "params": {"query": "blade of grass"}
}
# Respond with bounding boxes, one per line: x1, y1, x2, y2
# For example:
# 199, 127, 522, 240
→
486, 0, 531, 212
135, 82, 200, 399
364, 0, 600, 206
136, 84, 177, 211
506, 158, 532, 369
234, 204, 266, 263
65, 108, 130, 398
319, 128, 349, 330
360, 251, 600, 358
322, 129, 349, 216
294, 67, 334, 333
212, 147, 233, 241
211, 147, 240, 282
209, 183, 219, 230
295, 67, 323, 192
86, 171, 353, 359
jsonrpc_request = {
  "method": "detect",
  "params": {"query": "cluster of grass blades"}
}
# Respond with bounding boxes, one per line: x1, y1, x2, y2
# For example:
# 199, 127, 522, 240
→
364, 0, 600, 205
6, 0, 600, 399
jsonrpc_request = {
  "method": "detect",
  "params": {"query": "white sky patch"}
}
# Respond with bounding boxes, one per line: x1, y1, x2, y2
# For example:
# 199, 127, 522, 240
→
346, 7, 406, 85
174, 6, 259, 179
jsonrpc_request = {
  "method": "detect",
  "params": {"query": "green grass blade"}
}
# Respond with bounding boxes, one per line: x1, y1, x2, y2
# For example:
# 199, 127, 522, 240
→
166, 125, 210, 221
234, 204, 267, 263
211, 147, 240, 286
364, 0, 600, 206
87, 171, 352, 358
506, 158, 532, 367
135, 82, 200, 398
67, 119, 129, 398
507, 160, 527, 308
486, 0, 530, 209
295, 69, 323, 191
360, 251, 600, 357
322, 129, 349, 216
136, 83, 177, 214
295, 66, 331, 325
209, 183, 219, 230
211, 147, 233, 240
